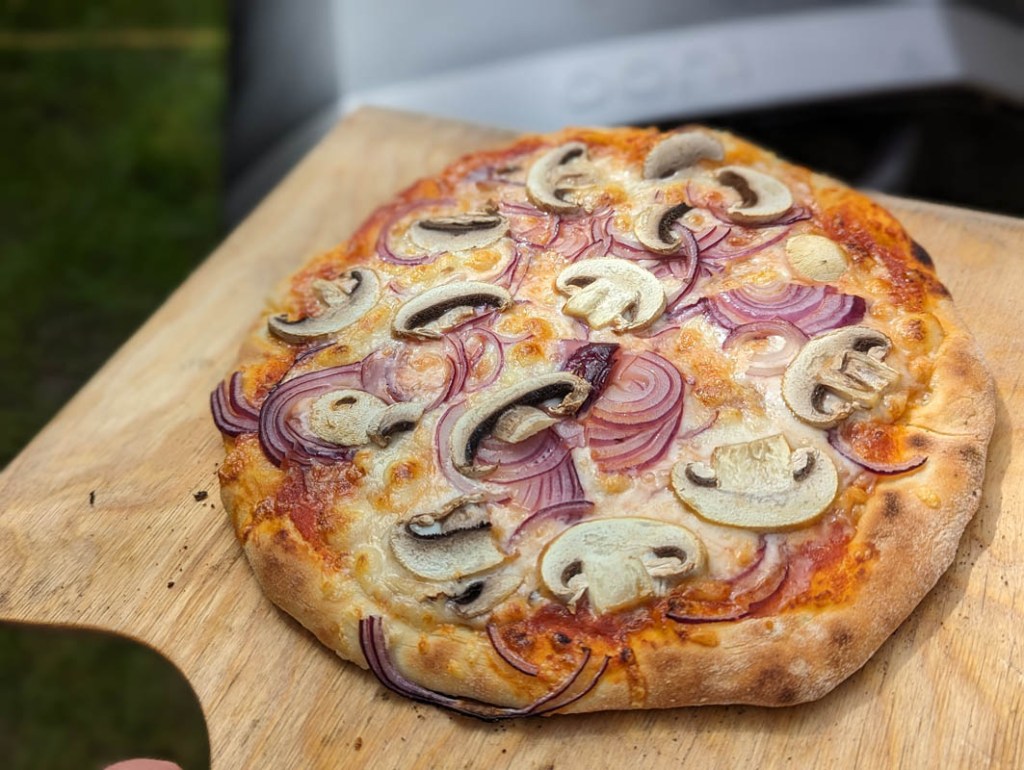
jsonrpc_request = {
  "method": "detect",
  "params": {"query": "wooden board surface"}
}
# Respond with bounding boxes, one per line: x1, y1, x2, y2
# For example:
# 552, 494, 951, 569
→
1, 108, 1021, 769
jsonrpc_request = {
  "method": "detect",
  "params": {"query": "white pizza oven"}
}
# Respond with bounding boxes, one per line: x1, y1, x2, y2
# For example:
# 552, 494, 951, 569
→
226, 0, 1022, 219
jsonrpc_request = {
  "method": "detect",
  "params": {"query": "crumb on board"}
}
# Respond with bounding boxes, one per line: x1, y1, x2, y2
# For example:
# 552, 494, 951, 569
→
167, 581, 175, 589
193, 490, 208, 502
89, 490, 95, 506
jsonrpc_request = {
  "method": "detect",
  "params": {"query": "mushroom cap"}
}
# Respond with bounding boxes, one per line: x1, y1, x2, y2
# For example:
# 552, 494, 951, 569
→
671, 434, 839, 530
716, 166, 794, 224
368, 401, 426, 447
391, 499, 509, 581
785, 234, 849, 282
633, 203, 698, 255
268, 268, 380, 343
539, 517, 705, 615
308, 389, 388, 446
782, 325, 897, 428
408, 212, 509, 253
392, 281, 513, 340
491, 405, 560, 444
526, 141, 594, 213
308, 389, 424, 448
450, 373, 591, 476
555, 257, 666, 332
441, 570, 524, 618
643, 131, 724, 180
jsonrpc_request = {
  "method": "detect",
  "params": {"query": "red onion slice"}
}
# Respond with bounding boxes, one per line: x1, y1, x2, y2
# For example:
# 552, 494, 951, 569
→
435, 401, 486, 494
722, 320, 809, 377
486, 623, 540, 676
461, 329, 504, 392
708, 283, 866, 336
563, 342, 619, 413
359, 343, 455, 409
666, 536, 789, 623
210, 372, 259, 437
699, 225, 790, 262
501, 200, 560, 248
511, 499, 595, 541
359, 616, 608, 720
491, 247, 532, 296
477, 432, 589, 514
584, 351, 685, 473
828, 426, 928, 475
552, 215, 606, 261
257, 363, 363, 466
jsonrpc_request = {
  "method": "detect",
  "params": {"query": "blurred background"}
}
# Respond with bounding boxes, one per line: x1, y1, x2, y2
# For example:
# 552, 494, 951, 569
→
1, 0, 1021, 767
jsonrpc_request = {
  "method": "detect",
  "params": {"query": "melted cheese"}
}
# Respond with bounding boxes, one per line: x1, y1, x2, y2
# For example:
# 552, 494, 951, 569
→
236, 126, 944, 632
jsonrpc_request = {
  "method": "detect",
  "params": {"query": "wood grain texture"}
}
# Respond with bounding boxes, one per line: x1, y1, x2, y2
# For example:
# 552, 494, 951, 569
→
0, 108, 1021, 770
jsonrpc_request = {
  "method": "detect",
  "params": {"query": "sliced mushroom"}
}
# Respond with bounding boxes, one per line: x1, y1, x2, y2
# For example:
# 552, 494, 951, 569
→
785, 234, 849, 282
526, 142, 596, 213
643, 131, 724, 180
391, 497, 508, 581
671, 434, 839, 529
434, 570, 524, 618
539, 518, 705, 615
368, 401, 425, 447
269, 268, 380, 343
409, 212, 509, 253
634, 203, 698, 255
555, 257, 666, 332
392, 281, 513, 340
407, 495, 491, 538
450, 373, 590, 477
782, 326, 899, 428
716, 166, 794, 224
308, 389, 422, 447
491, 405, 560, 444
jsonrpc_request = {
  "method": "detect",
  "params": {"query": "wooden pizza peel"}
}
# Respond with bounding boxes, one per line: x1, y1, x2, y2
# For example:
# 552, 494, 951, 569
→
0, 107, 1021, 769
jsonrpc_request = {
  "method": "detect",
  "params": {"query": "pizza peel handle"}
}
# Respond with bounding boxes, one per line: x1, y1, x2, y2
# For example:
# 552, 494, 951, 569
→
0, 108, 1020, 770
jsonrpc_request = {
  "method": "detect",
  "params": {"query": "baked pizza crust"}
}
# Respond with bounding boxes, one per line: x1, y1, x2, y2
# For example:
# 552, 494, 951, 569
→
215, 126, 995, 716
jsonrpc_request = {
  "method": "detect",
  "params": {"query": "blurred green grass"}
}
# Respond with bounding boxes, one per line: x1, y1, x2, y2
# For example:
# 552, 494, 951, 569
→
1, 3, 224, 767
0, 624, 210, 769
0, 37, 222, 466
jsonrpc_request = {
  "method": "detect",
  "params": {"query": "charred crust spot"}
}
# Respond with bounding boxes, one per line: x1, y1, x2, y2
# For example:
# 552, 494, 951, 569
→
553, 632, 572, 646
882, 491, 901, 520
619, 647, 635, 664
831, 626, 854, 649
910, 240, 934, 268
756, 666, 800, 705
959, 444, 983, 466
908, 433, 929, 450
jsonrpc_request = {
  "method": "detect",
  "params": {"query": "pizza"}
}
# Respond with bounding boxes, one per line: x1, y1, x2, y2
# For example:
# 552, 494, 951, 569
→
211, 125, 994, 718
